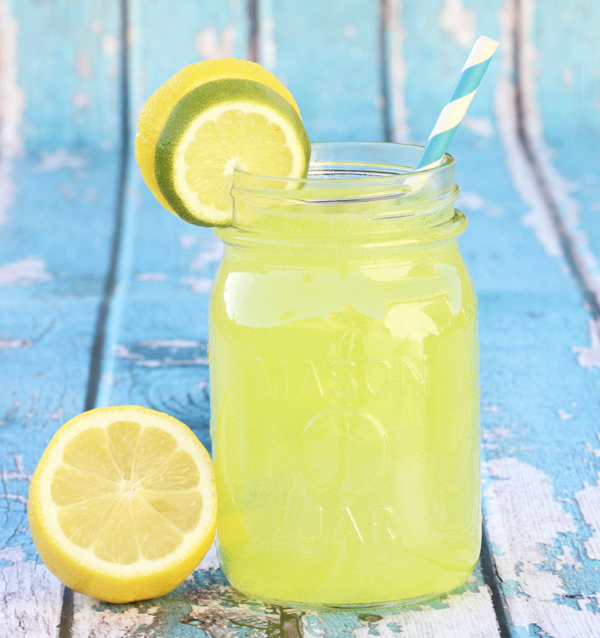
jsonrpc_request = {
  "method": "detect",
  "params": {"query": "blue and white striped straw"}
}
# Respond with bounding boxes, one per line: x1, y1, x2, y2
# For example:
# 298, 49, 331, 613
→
415, 35, 499, 171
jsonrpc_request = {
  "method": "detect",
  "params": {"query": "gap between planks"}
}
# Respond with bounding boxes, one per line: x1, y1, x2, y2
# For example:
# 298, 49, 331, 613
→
512, 0, 600, 318
58, 0, 131, 635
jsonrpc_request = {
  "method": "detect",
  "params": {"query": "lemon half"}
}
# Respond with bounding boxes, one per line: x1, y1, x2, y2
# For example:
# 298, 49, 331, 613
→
28, 406, 217, 603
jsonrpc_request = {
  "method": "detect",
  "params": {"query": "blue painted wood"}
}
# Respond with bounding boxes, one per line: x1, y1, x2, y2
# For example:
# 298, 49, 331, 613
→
3, 0, 600, 636
395, 0, 600, 634
11, 0, 122, 151
0, 2, 124, 634
260, 0, 385, 143
532, 0, 600, 310
0, 153, 123, 633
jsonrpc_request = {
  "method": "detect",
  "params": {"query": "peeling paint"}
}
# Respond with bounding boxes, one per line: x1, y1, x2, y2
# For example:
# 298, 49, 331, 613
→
75, 49, 93, 79
352, 587, 500, 637
384, 0, 409, 143
484, 457, 600, 635
458, 191, 486, 210
182, 276, 213, 293
190, 242, 223, 270
113, 341, 208, 367
557, 409, 574, 421
0, 257, 52, 286
484, 457, 576, 595
72, 596, 157, 638
562, 66, 574, 91
0, 338, 31, 349
0, 455, 31, 481
134, 272, 168, 282
574, 477, 600, 561
0, 0, 25, 226
462, 115, 494, 138
139, 339, 200, 349
73, 92, 91, 108
573, 318, 600, 369
439, 0, 476, 49
0, 559, 62, 636
195, 26, 236, 61
262, 17, 277, 70
34, 149, 89, 172
101, 33, 119, 57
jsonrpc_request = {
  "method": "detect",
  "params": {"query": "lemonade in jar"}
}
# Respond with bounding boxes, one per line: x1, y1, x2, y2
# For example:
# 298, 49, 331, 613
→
129, 48, 498, 607
209, 142, 480, 607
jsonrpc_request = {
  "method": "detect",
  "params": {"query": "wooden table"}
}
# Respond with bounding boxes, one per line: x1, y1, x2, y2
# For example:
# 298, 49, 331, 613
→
1, 1, 599, 636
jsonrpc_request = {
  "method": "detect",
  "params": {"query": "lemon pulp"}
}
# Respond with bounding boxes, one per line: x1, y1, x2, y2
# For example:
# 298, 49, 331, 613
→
28, 406, 217, 603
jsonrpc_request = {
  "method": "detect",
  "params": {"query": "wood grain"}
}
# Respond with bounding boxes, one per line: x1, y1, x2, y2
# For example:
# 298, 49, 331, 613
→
2, 0, 600, 636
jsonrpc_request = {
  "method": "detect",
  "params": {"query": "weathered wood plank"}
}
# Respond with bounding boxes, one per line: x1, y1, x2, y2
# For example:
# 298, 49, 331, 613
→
394, 0, 600, 635
480, 0, 600, 634
0, 1, 124, 635
260, 0, 385, 142
0, 153, 124, 636
530, 0, 600, 337
11, 0, 122, 151
69, 0, 248, 634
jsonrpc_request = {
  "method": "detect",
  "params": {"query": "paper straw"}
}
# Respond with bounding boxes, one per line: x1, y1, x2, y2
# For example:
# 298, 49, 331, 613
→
414, 35, 499, 171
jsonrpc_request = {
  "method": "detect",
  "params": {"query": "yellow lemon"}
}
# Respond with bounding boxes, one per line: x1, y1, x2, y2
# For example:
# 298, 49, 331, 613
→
28, 405, 217, 603
135, 58, 310, 226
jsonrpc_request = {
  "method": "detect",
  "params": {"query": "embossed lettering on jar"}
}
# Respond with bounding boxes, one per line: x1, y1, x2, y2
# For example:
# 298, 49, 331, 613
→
208, 142, 481, 609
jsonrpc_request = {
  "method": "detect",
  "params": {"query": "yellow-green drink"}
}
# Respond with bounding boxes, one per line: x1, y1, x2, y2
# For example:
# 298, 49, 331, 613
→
209, 143, 480, 608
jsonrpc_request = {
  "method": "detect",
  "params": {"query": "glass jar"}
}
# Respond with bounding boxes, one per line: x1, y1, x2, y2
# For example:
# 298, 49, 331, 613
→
209, 142, 480, 609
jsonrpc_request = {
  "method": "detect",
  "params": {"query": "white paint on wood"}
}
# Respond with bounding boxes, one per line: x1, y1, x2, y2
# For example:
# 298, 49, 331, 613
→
189, 242, 223, 271
484, 457, 600, 635
0, 338, 31, 349
384, 0, 410, 143
574, 476, 600, 561
0, 455, 32, 481
462, 115, 494, 138
573, 318, 600, 370
138, 338, 201, 348
71, 594, 157, 638
458, 191, 486, 210
73, 92, 91, 109
349, 587, 500, 638
557, 409, 573, 421
113, 342, 208, 367
0, 555, 63, 638
134, 272, 168, 282
101, 33, 119, 57
439, 0, 476, 49
195, 27, 236, 61
197, 543, 219, 571
75, 49, 93, 80
261, 16, 277, 71
33, 149, 89, 172
0, 257, 52, 286
0, 0, 25, 226
181, 276, 213, 293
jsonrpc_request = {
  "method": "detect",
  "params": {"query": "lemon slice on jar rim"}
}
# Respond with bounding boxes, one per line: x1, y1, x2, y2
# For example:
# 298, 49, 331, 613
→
28, 405, 217, 603
135, 58, 311, 227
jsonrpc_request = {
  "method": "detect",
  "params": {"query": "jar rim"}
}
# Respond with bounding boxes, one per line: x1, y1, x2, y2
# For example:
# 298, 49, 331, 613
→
234, 142, 454, 186
231, 142, 457, 213
221, 141, 462, 248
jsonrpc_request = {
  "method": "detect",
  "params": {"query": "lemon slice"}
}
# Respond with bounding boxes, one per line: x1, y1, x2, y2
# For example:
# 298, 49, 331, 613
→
135, 59, 311, 227
28, 406, 217, 603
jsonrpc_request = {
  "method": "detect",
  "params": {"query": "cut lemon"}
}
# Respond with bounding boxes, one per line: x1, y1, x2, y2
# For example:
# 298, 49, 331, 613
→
135, 58, 311, 227
28, 405, 217, 603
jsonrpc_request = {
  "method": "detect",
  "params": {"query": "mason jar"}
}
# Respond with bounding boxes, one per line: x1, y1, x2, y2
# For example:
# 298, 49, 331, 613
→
208, 142, 480, 609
